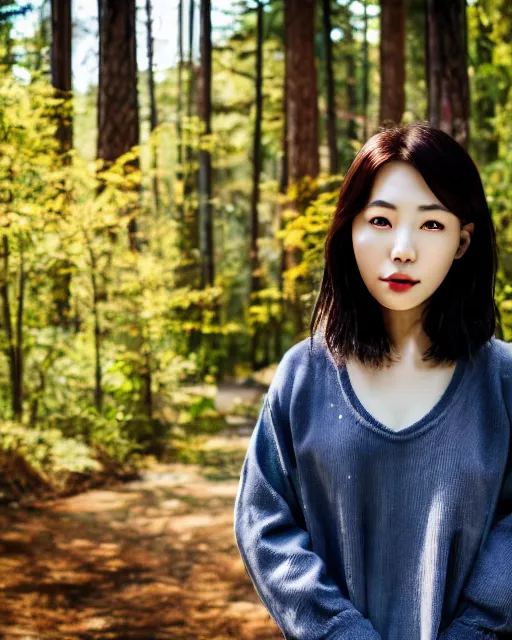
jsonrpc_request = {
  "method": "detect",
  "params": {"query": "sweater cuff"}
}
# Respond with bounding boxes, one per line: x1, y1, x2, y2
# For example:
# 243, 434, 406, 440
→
438, 620, 497, 640
325, 611, 382, 639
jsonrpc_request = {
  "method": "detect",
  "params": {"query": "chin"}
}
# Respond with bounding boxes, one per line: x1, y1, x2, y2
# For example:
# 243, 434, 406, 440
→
371, 290, 422, 307
378, 296, 429, 312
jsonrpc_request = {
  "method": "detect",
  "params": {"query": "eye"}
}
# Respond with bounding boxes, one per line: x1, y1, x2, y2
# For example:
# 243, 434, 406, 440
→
369, 217, 445, 230
423, 220, 444, 230
369, 217, 390, 227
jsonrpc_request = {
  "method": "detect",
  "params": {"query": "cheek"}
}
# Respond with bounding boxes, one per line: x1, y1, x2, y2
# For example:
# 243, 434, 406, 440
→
423, 237, 459, 272
352, 224, 374, 249
352, 227, 379, 272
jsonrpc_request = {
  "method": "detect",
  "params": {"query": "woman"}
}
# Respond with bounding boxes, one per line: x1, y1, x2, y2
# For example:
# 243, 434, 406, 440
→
234, 123, 512, 640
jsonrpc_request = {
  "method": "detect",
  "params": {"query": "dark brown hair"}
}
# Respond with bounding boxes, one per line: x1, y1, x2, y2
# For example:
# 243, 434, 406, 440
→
310, 122, 499, 370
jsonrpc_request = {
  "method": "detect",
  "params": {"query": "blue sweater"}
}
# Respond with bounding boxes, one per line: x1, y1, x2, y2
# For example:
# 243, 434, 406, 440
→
233, 334, 512, 640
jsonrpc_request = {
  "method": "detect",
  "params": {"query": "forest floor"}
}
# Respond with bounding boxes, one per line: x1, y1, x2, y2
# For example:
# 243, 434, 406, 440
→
0, 382, 282, 640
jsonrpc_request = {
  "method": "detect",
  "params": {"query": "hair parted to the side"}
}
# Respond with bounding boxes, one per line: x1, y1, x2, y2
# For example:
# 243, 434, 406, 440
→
309, 122, 500, 370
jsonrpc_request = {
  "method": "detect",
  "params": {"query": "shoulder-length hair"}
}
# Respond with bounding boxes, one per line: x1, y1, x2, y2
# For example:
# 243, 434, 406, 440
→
310, 122, 499, 370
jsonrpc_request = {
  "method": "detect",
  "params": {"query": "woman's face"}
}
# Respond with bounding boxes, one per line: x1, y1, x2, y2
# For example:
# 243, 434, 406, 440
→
351, 161, 474, 313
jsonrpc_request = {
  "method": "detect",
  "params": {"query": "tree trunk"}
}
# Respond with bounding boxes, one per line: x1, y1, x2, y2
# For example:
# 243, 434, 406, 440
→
142, 348, 152, 421
426, 0, 469, 148
322, 0, 338, 174
176, 0, 183, 218
198, 0, 214, 289
15, 243, 25, 422
0, 192, 22, 422
50, 0, 72, 159
92, 273, 103, 414
249, 0, 264, 370
379, 0, 405, 126
0, 165, 26, 422
146, 0, 160, 214
187, 0, 195, 123
341, 2, 358, 164
178, 0, 200, 290
83, 229, 104, 413
1, 235, 17, 421
284, 0, 319, 339
50, 0, 73, 329
362, 0, 369, 141
97, 0, 141, 250
285, 0, 319, 183
273, 24, 289, 364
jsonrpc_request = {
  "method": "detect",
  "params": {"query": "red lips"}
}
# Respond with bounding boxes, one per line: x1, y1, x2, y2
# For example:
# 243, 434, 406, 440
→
382, 272, 419, 283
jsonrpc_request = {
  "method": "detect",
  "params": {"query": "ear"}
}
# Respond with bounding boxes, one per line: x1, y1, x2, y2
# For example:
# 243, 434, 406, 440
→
454, 222, 475, 259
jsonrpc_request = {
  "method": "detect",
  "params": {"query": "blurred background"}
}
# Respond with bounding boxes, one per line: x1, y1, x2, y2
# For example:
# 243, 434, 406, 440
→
0, 0, 511, 637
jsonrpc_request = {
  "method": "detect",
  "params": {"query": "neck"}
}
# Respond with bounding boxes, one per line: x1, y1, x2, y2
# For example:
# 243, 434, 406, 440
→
380, 306, 432, 364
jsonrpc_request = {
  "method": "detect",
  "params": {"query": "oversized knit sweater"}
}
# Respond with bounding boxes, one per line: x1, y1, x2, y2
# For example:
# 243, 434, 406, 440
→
233, 334, 512, 640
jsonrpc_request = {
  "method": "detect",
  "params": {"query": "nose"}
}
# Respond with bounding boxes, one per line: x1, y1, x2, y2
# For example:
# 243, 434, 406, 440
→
390, 231, 416, 263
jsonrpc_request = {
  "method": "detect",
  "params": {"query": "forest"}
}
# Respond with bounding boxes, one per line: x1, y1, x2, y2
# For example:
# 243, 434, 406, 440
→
0, 0, 510, 637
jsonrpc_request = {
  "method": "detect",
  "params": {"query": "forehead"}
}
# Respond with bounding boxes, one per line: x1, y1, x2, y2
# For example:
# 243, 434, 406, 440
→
370, 161, 440, 203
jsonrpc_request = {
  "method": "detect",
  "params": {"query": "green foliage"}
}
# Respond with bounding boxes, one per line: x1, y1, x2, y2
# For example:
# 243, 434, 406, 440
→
171, 435, 247, 482
0, 420, 100, 483
278, 174, 341, 324
46, 406, 144, 466
3, 0, 512, 502
481, 158, 512, 340
169, 388, 227, 436
466, 0, 512, 163
229, 398, 261, 420
0, 72, 240, 490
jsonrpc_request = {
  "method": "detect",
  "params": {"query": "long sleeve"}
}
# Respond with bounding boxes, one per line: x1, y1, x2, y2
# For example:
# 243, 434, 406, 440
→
438, 455, 512, 640
233, 393, 381, 640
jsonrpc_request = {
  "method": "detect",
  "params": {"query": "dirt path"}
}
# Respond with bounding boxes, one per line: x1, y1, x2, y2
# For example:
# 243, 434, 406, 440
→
0, 427, 282, 639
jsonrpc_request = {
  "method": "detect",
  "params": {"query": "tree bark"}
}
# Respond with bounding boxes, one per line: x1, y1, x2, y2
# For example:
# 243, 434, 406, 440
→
379, 0, 405, 126
97, 0, 141, 250
362, 0, 369, 141
187, 0, 195, 123
322, 0, 338, 174
198, 0, 214, 288
50, 0, 73, 329
176, 0, 200, 290
284, 0, 319, 340
15, 242, 25, 423
50, 0, 72, 159
341, 1, 358, 158
146, 0, 160, 214
0, 166, 23, 422
0, 233, 19, 421
176, 0, 183, 212
249, 0, 264, 369
87, 238, 103, 413
426, 0, 470, 148
273, 20, 289, 364
285, 0, 319, 183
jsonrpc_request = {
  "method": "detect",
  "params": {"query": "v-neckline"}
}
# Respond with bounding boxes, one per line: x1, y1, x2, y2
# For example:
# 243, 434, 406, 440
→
337, 356, 468, 440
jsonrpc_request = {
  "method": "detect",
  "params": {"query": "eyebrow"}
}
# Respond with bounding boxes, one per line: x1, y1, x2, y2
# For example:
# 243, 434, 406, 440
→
366, 199, 451, 213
